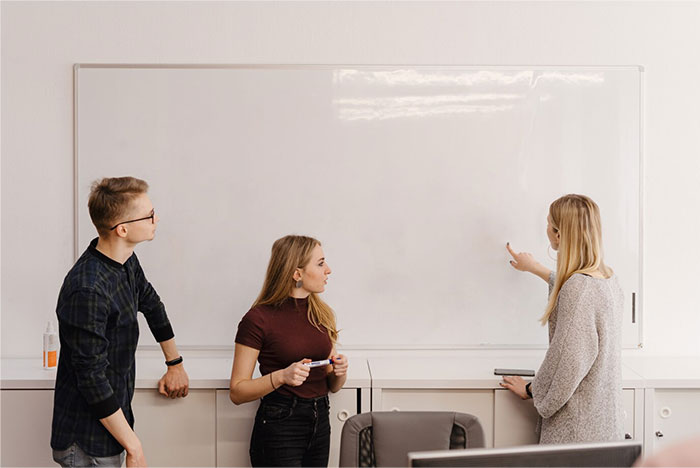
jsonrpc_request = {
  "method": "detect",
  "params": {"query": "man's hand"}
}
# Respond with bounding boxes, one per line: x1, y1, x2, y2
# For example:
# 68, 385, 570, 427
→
158, 364, 189, 399
125, 442, 148, 467
100, 409, 148, 466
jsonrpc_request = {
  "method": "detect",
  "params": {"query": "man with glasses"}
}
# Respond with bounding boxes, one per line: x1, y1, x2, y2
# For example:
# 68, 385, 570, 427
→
51, 176, 189, 467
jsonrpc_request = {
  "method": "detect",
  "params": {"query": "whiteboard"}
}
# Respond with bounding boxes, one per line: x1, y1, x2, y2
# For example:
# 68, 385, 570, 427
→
75, 65, 642, 349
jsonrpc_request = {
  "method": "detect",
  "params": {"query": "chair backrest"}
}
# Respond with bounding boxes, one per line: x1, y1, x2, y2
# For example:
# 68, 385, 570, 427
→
339, 411, 485, 467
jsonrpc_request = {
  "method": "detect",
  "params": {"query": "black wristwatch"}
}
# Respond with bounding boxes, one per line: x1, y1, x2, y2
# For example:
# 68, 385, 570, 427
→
525, 382, 533, 399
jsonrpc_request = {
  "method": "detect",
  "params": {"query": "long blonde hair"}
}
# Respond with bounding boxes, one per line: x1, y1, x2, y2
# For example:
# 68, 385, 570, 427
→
253, 235, 338, 343
542, 194, 613, 325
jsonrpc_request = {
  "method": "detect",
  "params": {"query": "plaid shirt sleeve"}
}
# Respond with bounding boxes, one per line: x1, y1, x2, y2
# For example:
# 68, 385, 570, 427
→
57, 288, 120, 419
133, 257, 174, 343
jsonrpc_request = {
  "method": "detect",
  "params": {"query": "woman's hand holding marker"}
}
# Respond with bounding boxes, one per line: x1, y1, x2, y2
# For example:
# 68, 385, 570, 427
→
280, 358, 312, 387
330, 354, 348, 377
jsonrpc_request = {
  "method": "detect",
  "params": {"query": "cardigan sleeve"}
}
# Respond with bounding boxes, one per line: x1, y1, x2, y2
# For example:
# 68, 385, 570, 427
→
531, 275, 599, 419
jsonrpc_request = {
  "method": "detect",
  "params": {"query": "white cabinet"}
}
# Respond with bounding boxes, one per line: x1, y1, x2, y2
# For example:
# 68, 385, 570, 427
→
328, 388, 359, 467
0, 389, 55, 467
131, 389, 216, 466
4, 354, 697, 465
215, 390, 258, 468
493, 388, 539, 447
373, 388, 494, 447
622, 388, 638, 440
0, 386, 360, 468
485, 388, 639, 448
647, 389, 700, 451
0, 388, 218, 467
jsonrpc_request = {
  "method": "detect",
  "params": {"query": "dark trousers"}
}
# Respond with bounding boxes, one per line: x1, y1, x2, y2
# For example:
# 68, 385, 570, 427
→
250, 392, 331, 467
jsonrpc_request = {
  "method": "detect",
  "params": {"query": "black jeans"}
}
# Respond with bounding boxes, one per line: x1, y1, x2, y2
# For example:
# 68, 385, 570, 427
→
250, 392, 331, 467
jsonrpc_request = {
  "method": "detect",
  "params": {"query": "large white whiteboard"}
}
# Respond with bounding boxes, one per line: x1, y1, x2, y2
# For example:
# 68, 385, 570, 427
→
75, 65, 642, 349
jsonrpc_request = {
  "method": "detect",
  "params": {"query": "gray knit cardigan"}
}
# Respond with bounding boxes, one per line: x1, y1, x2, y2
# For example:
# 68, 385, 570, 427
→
531, 272, 625, 444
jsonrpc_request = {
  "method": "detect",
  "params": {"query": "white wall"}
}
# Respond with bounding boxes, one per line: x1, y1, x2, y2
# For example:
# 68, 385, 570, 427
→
2, 1, 699, 357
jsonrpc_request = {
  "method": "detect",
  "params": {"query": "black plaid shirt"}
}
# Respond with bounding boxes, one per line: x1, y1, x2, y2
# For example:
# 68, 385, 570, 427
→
51, 238, 174, 457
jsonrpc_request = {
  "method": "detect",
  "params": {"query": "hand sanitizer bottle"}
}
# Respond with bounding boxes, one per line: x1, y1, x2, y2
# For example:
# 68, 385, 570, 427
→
43, 321, 58, 369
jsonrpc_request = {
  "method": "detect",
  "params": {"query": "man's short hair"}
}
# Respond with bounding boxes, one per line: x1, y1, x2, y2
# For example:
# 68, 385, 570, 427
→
88, 177, 149, 236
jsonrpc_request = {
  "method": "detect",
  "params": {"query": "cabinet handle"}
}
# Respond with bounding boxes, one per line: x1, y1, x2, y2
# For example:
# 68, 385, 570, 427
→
391, 407, 400, 412
660, 407, 672, 419
655, 431, 664, 438
337, 410, 350, 422
625, 433, 632, 440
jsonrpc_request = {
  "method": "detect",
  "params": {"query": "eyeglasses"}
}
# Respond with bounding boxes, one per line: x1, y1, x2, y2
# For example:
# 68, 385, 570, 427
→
109, 209, 155, 231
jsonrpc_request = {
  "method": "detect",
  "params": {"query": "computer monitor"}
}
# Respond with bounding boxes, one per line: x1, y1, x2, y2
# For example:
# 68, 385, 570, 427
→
409, 441, 642, 467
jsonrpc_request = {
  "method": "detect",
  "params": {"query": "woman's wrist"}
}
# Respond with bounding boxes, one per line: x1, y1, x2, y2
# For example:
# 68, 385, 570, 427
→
530, 262, 545, 275
328, 373, 345, 392
532, 264, 552, 282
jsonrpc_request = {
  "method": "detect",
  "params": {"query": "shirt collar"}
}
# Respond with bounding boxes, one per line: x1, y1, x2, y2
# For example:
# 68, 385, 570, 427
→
87, 237, 131, 269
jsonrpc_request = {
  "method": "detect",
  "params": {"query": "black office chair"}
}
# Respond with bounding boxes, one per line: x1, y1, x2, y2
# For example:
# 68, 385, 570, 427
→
339, 411, 485, 467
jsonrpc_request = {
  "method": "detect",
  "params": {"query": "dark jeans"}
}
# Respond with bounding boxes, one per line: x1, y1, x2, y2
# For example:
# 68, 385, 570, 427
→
250, 392, 331, 467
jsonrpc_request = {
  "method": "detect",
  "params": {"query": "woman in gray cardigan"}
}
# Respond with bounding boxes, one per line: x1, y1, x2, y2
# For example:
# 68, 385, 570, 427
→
500, 194, 624, 444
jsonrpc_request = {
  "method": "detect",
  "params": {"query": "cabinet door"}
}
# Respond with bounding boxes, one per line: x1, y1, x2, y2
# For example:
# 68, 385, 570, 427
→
375, 389, 494, 447
132, 389, 216, 466
493, 388, 539, 447
0, 389, 55, 467
651, 389, 700, 450
329, 388, 358, 467
215, 390, 258, 467
622, 389, 635, 440
494, 388, 638, 447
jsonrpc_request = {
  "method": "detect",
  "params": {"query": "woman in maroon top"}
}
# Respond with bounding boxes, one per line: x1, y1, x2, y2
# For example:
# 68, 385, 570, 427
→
229, 235, 348, 467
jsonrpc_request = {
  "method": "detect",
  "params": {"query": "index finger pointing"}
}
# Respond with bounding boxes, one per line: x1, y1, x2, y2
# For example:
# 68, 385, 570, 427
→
506, 242, 518, 259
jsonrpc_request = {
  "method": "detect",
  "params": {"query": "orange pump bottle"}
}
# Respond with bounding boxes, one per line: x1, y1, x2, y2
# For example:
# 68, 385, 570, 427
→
43, 321, 58, 369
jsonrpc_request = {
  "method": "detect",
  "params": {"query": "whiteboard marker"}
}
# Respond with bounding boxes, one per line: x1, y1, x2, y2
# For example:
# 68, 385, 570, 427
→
304, 359, 334, 368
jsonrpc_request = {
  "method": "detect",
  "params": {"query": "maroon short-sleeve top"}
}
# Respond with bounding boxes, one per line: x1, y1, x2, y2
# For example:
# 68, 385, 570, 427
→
235, 296, 333, 399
